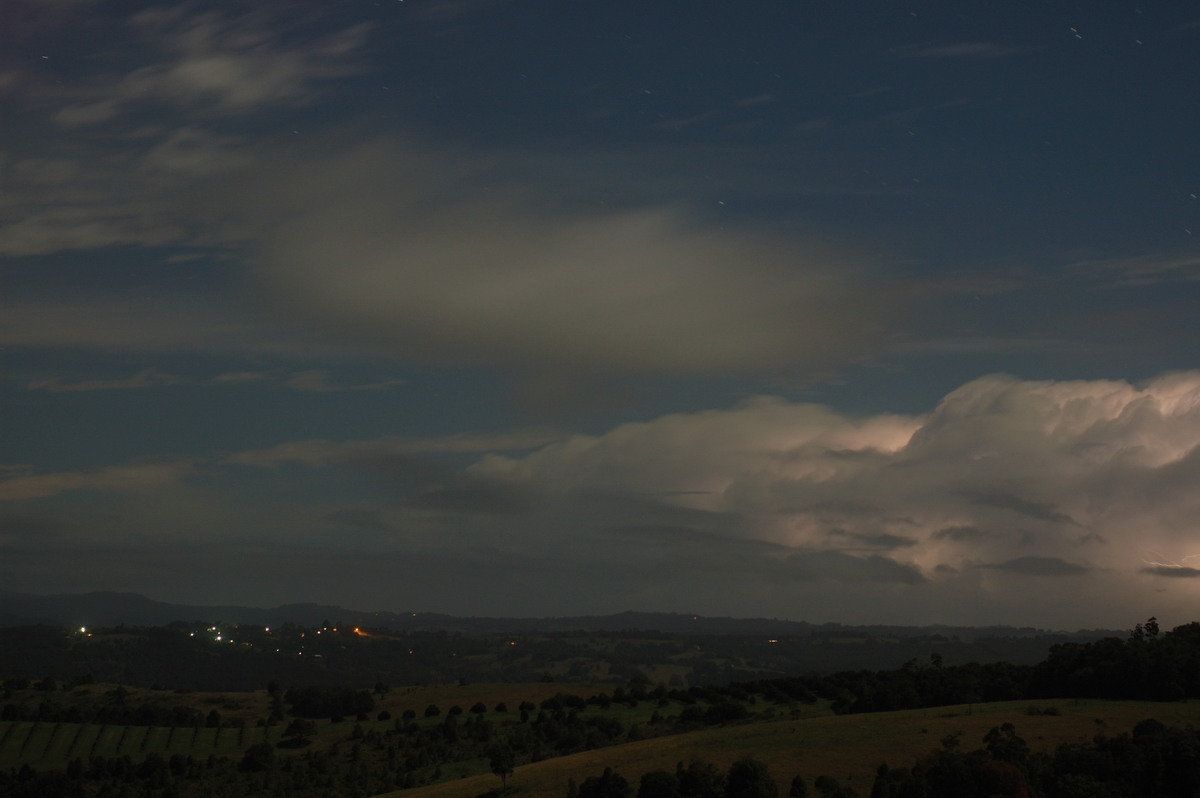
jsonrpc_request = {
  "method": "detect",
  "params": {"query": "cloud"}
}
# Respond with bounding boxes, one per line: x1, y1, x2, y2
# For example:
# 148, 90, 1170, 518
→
53, 7, 371, 124
1141, 565, 1200, 578
464, 372, 1200, 619
138, 127, 252, 176
0, 297, 349, 358
736, 93, 776, 107
1072, 252, 1200, 288
779, 551, 925, 584
981, 556, 1090, 576
933, 525, 989, 541
211, 371, 270, 384
252, 140, 897, 380
224, 429, 561, 470
964, 492, 1077, 525
17, 366, 404, 394
10, 373, 1200, 625
0, 512, 70, 547
400, 479, 532, 516
895, 43, 1022, 58
26, 369, 180, 393
0, 462, 194, 502
326, 509, 390, 532
283, 370, 404, 393
0, 3, 370, 258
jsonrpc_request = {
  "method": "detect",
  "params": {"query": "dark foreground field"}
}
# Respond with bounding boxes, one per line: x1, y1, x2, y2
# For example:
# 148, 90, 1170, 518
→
3, 680, 1197, 797
384, 698, 1200, 798
3, 617, 1199, 796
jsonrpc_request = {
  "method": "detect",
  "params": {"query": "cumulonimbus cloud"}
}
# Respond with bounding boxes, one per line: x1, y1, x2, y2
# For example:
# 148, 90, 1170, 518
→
467, 372, 1200, 615
5, 372, 1200, 625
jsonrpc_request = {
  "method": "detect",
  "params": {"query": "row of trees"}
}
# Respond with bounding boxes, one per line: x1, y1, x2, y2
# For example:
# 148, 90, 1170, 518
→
1032, 619, 1200, 700
570, 717, 1200, 798
758, 619, 1200, 717
871, 718, 1200, 797
568, 756, 845, 798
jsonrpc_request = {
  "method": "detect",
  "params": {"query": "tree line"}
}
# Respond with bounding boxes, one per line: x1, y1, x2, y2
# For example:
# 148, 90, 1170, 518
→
567, 714, 1200, 798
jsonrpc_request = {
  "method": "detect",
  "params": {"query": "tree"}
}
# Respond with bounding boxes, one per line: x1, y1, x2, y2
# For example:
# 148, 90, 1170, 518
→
268, 679, 285, 721
489, 744, 516, 789
579, 767, 632, 798
983, 722, 1029, 764
283, 718, 315, 747
1146, 616, 1160, 640
239, 742, 275, 772
677, 760, 725, 798
788, 775, 808, 798
726, 758, 778, 798
638, 769, 681, 798
812, 775, 856, 798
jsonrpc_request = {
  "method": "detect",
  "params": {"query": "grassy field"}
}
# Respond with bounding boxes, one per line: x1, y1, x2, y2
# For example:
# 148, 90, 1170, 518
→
381, 698, 1200, 798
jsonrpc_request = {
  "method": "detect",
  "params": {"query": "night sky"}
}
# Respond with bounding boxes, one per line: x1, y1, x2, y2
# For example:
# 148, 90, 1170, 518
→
3, 0, 1200, 629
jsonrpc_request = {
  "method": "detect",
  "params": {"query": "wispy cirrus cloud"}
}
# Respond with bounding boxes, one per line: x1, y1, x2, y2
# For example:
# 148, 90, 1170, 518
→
0, 1, 371, 258
1072, 251, 1200, 288
0, 461, 195, 502
26, 369, 181, 393
223, 429, 562, 470
53, 6, 372, 125
283, 370, 405, 393
893, 42, 1022, 58
20, 367, 402, 394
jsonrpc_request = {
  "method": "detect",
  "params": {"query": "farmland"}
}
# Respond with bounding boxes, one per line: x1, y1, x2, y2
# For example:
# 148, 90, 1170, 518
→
2, 618, 1200, 796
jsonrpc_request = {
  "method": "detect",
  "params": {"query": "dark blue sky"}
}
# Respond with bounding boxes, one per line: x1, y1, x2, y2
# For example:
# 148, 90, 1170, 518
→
2, 0, 1199, 628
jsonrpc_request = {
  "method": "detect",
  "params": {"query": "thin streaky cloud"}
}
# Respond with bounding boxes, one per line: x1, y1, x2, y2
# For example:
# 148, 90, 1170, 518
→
894, 42, 1022, 58
26, 369, 180, 393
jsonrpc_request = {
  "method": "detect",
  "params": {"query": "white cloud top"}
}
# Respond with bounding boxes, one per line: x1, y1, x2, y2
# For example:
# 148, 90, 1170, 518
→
5, 373, 1198, 626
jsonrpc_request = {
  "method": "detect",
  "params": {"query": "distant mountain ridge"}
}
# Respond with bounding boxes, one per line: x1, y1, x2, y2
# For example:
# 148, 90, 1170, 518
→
0, 590, 1115, 639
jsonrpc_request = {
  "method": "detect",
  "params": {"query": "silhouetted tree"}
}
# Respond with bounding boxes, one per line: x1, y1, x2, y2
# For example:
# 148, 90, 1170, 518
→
638, 769, 680, 798
489, 744, 516, 789
579, 767, 632, 798
726, 757, 778, 798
